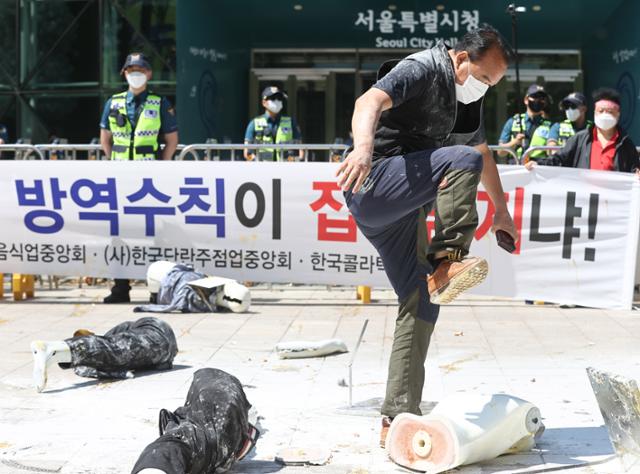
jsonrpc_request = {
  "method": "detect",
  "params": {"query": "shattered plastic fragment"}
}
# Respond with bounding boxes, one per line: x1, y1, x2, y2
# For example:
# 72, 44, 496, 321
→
275, 339, 348, 359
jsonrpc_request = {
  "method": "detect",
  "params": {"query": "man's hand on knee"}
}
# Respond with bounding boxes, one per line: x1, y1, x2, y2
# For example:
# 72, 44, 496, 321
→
336, 147, 372, 193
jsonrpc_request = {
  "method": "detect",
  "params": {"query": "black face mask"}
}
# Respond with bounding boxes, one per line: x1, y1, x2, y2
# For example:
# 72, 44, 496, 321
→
528, 99, 545, 113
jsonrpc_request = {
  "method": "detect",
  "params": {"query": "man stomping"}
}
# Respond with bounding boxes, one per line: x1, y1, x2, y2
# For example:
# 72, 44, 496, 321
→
30, 317, 178, 392
132, 368, 259, 474
336, 24, 518, 446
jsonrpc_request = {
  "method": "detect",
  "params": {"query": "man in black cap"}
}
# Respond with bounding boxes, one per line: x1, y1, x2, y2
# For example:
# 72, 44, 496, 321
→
498, 83, 554, 162
99, 52, 179, 304
243, 86, 302, 161
548, 92, 591, 147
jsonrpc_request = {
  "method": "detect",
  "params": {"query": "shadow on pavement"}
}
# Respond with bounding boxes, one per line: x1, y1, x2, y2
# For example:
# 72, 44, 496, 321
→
43, 364, 193, 394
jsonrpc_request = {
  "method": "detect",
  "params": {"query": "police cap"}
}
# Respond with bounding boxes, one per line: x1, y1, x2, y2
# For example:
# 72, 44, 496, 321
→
261, 86, 288, 100
526, 84, 549, 98
121, 53, 151, 73
560, 92, 587, 109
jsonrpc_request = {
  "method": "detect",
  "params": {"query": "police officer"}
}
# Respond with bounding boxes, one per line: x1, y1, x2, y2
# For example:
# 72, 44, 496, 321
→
99, 52, 179, 304
243, 86, 302, 162
548, 92, 591, 147
498, 84, 554, 162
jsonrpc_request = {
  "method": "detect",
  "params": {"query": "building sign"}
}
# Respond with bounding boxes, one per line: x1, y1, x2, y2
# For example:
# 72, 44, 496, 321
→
354, 9, 480, 48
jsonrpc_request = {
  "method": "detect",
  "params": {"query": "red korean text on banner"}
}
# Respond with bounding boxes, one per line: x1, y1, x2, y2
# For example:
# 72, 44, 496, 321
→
309, 182, 357, 242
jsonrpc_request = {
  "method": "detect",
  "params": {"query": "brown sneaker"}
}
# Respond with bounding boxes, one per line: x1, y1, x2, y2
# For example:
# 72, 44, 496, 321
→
380, 416, 393, 448
427, 254, 488, 305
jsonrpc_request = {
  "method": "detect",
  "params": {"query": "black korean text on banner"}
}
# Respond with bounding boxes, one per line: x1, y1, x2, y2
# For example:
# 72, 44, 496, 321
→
530, 191, 599, 261
99, 243, 292, 271
234, 179, 281, 239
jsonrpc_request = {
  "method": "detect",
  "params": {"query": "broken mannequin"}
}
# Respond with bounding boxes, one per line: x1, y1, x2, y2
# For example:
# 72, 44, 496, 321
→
132, 368, 259, 474
386, 393, 544, 473
135, 261, 250, 313
30, 317, 178, 392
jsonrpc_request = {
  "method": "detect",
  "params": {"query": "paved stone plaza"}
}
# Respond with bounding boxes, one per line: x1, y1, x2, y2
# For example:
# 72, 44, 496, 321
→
1, 282, 638, 473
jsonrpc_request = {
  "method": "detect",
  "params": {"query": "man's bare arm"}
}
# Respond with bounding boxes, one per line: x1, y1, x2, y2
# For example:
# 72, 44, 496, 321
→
243, 140, 255, 161
475, 142, 518, 241
100, 129, 113, 160
161, 131, 178, 160
336, 88, 393, 192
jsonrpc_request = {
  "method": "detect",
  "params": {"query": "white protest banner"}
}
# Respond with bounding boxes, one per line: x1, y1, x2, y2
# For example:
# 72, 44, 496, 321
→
0, 162, 637, 309
467, 166, 640, 310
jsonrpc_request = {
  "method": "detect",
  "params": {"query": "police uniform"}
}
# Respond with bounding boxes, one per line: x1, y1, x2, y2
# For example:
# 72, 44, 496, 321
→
549, 92, 592, 147
499, 84, 553, 160
99, 54, 178, 161
507, 113, 553, 159
244, 86, 301, 161
100, 53, 177, 304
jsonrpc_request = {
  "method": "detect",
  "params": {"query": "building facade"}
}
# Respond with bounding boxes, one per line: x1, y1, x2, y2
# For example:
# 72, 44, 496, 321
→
0, 0, 176, 145
1, 0, 639, 155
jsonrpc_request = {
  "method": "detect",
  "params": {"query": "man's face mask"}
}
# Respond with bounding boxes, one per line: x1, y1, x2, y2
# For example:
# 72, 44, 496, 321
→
455, 60, 489, 105
527, 96, 546, 113
265, 99, 283, 114
593, 100, 620, 131
594, 113, 618, 131
565, 107, 581, 122
126, 71, 148, 89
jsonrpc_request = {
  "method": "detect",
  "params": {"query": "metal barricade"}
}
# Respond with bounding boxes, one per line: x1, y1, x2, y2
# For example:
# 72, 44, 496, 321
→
487, 145, 519, 164
1, 143, 186, 161
36, 144, 105, 161
34, 143, 187, 161
0, 144, 45, 160
177, 143, 349, 162
521, 145, 562, 164
1, 142, 542, 164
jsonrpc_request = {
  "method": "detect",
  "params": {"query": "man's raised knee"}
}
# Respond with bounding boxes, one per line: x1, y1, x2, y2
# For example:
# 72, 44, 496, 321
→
455, 145, 483, 172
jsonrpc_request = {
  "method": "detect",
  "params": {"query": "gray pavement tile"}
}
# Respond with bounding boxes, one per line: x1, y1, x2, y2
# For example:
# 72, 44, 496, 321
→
0, 285, 635, 473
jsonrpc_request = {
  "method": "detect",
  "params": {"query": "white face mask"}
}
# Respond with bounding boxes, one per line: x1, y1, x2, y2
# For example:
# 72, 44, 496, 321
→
126, 71, 148, 89
594, 112, 618, 131
265, 99, 283, 114
565, 108, 581, 122
455, 60, 489, 105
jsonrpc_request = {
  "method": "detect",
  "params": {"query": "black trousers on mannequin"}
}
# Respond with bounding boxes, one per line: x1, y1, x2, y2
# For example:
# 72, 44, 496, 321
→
131, 368, 257, 474
63, 317, 178, 379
